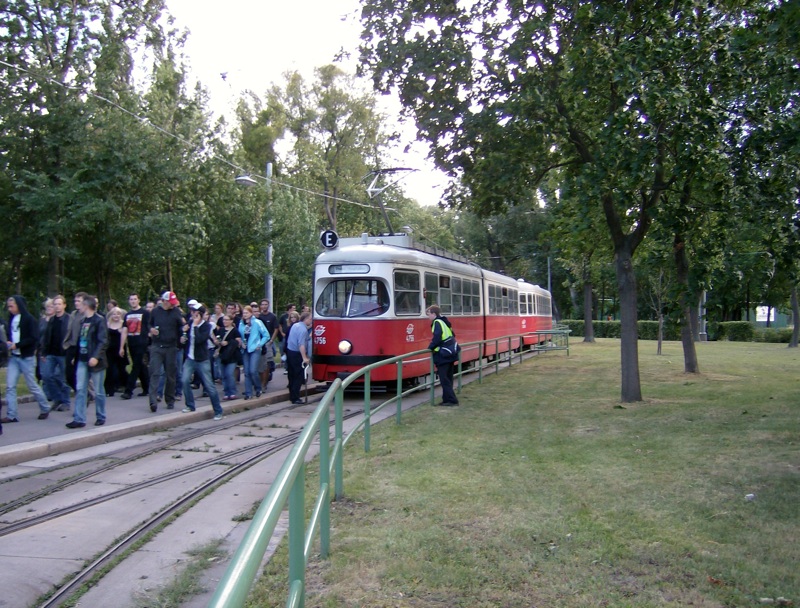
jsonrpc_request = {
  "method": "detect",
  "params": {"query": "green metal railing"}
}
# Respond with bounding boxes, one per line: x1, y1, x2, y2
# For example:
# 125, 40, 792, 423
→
207, 328, 569, 608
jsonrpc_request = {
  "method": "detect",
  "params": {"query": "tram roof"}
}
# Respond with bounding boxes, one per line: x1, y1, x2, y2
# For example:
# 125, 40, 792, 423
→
316, 233, 549, 295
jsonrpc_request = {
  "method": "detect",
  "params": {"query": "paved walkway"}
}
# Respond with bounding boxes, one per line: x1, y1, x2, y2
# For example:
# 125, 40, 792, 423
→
0, 370, 315, 467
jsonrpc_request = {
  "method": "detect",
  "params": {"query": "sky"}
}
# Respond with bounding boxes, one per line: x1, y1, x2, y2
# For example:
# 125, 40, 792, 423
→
164, 0, 449, 206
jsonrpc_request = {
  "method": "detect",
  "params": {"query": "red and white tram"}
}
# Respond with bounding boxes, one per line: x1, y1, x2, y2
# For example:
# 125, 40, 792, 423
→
311, 233, 552, 384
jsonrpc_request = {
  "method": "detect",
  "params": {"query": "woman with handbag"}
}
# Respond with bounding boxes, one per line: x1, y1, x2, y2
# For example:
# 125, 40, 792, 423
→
426, 305, 460, 406
215, 315, 242, 400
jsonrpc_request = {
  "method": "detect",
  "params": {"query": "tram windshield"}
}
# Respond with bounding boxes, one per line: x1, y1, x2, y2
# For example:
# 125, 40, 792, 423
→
315, 279, 390, 318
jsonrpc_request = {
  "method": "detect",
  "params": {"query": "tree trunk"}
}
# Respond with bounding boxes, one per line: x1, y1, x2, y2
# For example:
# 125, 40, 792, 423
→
582, 280, 595, 343
657, 313, 663, 356
674, 232, 699, 373
790, 284, 799, 348
615, 246, 642, 402
47, 243, 61, 297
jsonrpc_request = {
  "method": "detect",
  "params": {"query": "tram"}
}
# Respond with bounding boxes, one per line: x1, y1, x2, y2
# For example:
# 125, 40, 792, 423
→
311, 232, 553, 384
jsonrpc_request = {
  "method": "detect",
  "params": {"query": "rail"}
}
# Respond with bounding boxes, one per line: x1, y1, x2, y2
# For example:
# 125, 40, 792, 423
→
207, 328, 570, 608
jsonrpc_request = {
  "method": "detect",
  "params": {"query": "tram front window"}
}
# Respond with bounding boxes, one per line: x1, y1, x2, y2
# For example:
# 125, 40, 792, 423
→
315, 279, 390, 318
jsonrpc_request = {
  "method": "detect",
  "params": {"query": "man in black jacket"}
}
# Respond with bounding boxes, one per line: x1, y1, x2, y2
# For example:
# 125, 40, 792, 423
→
180, 305, 223, 420
40, 295, 72, 412
147, 291, 186, 412
66, 296, 108, 428
3, 295, 51, 422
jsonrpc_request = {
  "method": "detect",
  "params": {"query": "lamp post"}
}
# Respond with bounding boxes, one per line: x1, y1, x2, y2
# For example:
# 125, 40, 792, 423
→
235, 162, 273, 305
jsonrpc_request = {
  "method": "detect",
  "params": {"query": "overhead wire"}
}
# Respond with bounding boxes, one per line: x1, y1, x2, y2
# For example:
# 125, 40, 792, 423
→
0, 57, 388, 212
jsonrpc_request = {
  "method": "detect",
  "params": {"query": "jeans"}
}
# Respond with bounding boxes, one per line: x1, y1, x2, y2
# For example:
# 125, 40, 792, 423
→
157, 349, 184, 398
436, 360, 459, 404
125, 345, 149, 395
149, 345, 177, 407
182, 358, 222, 415
42, 355, 71, 407
5, 355, 49, 419
242, 349, 262, 397
286, 350, 304, 403
74, 361, 107, 424
221, 362, 237, 398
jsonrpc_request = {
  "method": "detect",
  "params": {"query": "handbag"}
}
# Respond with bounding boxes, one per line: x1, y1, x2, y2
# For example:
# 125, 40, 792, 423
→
439, 335, 460, 360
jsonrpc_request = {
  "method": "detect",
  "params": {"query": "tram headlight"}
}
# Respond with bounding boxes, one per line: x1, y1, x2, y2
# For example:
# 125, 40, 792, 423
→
338, 340, 353, 355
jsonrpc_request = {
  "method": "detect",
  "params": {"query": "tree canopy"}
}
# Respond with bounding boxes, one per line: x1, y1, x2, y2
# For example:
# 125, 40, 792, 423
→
360, 0, 798, 400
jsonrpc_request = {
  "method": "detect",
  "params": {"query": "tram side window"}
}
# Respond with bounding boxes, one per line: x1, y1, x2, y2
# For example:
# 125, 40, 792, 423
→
439, 275, 452, 314
452, 277, 462, 314
488, 284, 498, 314
519, 293, 527, 315
511, 289, 518, 314
501, 287, 509, 314
470, 280, 481, 314
529, 293, 535, 315
394, 271, 421, 316
425, 272, 438, 308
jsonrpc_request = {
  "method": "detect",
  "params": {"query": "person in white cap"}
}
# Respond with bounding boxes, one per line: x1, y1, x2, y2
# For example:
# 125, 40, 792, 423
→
147, 291, 186, 412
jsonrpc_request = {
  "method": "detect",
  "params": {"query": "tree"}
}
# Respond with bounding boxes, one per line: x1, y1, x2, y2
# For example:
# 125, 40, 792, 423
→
360, 0, 787, 401
0, 0, 166, 297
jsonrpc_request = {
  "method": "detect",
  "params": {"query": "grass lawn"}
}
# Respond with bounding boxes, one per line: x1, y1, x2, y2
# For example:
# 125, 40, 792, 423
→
250, 339, 799, 607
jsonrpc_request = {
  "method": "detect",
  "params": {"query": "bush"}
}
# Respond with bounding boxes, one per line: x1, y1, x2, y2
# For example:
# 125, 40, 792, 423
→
753, 327, 794, 343
717, 321, 755, 342
562, 319, 681, 340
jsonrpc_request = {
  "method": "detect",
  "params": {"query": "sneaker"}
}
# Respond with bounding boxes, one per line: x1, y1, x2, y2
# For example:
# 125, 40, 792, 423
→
38, 412, 50, 420
255, 390, 262, 398
54, 403, 70, 412
94, 419, 105, 426
1, 417, 19, 423
150, 403, 157, 413
213, 414, 223, 421
119, 393, 132, 400
137, 391, 148, 397
166, 403, 175, 409
66, 421, 86, 429
181, 407, 195, 413
175, 394, 182, 401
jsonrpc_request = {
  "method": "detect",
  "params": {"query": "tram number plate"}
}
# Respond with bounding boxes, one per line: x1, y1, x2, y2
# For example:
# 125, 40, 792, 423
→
314, 336, 327, 345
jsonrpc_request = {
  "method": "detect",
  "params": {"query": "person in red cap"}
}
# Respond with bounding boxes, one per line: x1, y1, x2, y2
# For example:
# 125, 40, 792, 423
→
146, 291, 186, 412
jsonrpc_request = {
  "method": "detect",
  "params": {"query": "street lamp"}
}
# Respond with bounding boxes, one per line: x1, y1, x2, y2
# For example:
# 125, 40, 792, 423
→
235, 162, 273, 305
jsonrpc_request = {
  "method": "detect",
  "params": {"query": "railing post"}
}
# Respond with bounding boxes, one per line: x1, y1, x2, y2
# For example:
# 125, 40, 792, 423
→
319, 406, 330, 559
335, 386, 344, 500
363, 369, 371, 452
495, 339, 500, 375
508, 336, 513, 366
396, 360, 403, 424
430, 356, 436, 404
288, 462, 305, 608
479, 341, 484, 384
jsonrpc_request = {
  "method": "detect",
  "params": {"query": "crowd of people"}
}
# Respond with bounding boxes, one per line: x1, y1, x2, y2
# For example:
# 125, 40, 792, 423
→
0, 291, 313, 436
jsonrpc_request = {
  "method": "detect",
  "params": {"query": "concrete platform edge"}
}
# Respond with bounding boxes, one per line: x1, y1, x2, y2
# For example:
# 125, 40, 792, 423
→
0, 386, 321, 468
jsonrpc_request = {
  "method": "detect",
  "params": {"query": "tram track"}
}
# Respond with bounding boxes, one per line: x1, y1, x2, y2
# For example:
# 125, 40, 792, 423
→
19, 406, 362, 608
0, 400, 319, 519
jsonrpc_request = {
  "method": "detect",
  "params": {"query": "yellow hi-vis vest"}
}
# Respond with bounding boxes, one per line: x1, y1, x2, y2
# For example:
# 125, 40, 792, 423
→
432, 318, 453, 351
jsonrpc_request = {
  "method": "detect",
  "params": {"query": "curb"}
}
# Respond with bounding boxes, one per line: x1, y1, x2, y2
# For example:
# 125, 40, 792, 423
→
0, 387, 321, 468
